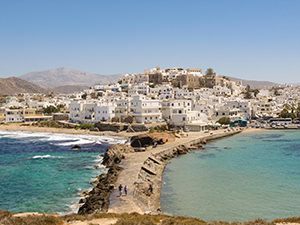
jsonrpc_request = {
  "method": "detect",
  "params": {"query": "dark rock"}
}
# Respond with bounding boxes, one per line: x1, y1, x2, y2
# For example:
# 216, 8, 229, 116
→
130, 132, 175, 148
201, 139, 207, 144
71, 145, 81, 150
102, 144, 134, 167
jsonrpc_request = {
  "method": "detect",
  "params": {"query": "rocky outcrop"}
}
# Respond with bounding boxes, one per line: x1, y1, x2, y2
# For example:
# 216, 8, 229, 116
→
78, 144, 133, 214
130, 132, 175, 148
78, 165, 122, 214
102, 144, 134, 167
71, 145, 81, 150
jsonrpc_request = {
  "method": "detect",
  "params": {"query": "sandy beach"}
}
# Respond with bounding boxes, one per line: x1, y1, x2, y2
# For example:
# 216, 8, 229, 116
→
0, 123, 146, 138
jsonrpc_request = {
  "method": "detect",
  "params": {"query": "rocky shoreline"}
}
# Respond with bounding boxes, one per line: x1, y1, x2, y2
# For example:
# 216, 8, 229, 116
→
78, 144, 134, 214
78, 129, 243, 215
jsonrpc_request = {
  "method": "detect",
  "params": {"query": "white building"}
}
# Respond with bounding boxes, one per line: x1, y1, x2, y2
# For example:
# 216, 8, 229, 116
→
213, 86, 231, 97
95, 103, 116, 122
225, 100, 252, 119
129, 95, 162, 124
5, 109, 24, 123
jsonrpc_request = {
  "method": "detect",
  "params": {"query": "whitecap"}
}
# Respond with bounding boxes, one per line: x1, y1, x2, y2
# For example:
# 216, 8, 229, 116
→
0, 130, 126, 147
27, 155, 63, 160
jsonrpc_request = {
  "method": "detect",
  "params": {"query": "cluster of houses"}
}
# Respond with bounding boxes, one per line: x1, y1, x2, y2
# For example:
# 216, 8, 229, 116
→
1, 67, 299, 131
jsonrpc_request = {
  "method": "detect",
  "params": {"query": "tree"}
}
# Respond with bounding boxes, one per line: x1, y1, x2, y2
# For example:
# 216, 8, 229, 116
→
81, 93, 87, 100
244, 85, 252, 99
205, 68, 214, 76
42, 105, 60, 114
279, 104, 297, 120
217, 117, 231, 125
252, 89, 259, 97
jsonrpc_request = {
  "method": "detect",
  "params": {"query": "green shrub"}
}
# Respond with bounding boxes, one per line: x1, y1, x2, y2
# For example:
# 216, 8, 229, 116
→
75, 124, 95, 130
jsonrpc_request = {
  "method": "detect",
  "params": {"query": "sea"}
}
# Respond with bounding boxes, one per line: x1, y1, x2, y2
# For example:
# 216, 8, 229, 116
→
0, 130, 126, 214
161, 130, 300, 222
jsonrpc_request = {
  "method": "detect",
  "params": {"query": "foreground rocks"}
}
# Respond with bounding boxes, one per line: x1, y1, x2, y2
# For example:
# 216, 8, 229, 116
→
78, 144, 134, 214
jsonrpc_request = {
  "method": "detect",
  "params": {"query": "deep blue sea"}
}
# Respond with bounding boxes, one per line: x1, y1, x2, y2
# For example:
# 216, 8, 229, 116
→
0, 130, 125, 214
161, 130, 300, 222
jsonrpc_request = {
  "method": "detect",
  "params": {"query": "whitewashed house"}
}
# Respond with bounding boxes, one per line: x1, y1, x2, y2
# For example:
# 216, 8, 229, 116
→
129, 95, 162, 124
5, 109, 24, 123
225, 100, 252, 119
115, 98, 130, 122
95, 103, 116, 122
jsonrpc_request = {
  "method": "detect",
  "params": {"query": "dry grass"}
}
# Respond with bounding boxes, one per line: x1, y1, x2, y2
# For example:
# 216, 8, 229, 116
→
207, 219, 274, 225
1, 210, 299, 225
0, 212, 63, 225
272, 217, 300, 224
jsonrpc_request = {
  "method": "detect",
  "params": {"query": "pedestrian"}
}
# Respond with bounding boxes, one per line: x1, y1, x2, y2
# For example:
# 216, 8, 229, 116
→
149, 184, 153, 193
124, 185, 128, 196
118, 184, 123, 197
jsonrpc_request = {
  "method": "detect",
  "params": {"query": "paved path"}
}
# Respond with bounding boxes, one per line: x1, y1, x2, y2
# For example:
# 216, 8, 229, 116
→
108, 129, 242, 214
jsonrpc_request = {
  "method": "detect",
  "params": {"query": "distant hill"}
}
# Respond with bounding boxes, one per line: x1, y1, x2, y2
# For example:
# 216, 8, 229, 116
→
227, 76, 280, 89
49, 85, 89, 94
0, 77, 47, 95
20, 67, 122, 88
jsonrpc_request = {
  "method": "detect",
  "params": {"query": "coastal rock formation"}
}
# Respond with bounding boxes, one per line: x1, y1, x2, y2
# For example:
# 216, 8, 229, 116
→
78, 144, 133, 214
102, 144, 134, 167
130, 132, 175, 148
71, 145, 81, 150
78, 165, 122, 214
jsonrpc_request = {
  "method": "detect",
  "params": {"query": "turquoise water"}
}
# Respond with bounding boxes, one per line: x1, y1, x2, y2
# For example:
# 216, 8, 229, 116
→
0, 131, 125, 214
161, 130, 300, 222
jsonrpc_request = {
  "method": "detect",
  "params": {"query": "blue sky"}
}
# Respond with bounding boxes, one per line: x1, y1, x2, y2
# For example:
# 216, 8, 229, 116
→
0, 0, 299, 83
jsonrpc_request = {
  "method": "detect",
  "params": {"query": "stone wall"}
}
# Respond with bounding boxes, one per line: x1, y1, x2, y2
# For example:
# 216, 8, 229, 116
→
132, 129, 243, 213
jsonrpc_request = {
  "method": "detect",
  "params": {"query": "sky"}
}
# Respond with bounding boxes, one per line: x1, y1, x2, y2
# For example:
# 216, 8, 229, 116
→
0, 0, 299, 83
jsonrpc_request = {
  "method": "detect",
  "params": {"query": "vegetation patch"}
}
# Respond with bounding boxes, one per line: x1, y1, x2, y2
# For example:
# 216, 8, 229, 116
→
149, 125, 168, 132
75, 123, 95, 130
0, 210, 63, 225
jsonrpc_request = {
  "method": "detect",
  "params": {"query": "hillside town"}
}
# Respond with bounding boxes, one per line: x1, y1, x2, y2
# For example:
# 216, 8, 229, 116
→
1, 67, 299, 131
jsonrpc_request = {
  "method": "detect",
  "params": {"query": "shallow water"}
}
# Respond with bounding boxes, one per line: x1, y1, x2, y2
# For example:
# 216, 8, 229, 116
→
0, 130, 125, 214
161, 130, 300, 222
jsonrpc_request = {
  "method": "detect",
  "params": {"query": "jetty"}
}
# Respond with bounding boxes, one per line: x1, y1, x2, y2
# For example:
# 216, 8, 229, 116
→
106, 128, 243, 214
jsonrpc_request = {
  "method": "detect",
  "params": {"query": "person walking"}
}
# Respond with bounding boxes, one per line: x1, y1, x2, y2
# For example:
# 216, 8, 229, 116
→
118, 184, 123, 197
124, 185, 128, 196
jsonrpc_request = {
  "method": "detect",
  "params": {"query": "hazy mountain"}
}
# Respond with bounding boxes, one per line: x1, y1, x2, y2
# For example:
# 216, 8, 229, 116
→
20, 67, 122, 88
227, 76, 280, 89
49, 85, 89, 94
0, 77, 48, 95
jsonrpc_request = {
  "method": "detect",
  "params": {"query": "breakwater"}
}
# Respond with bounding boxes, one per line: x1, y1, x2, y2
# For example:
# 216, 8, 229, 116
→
132, 129, 243, 213
78, 128, 243, 215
